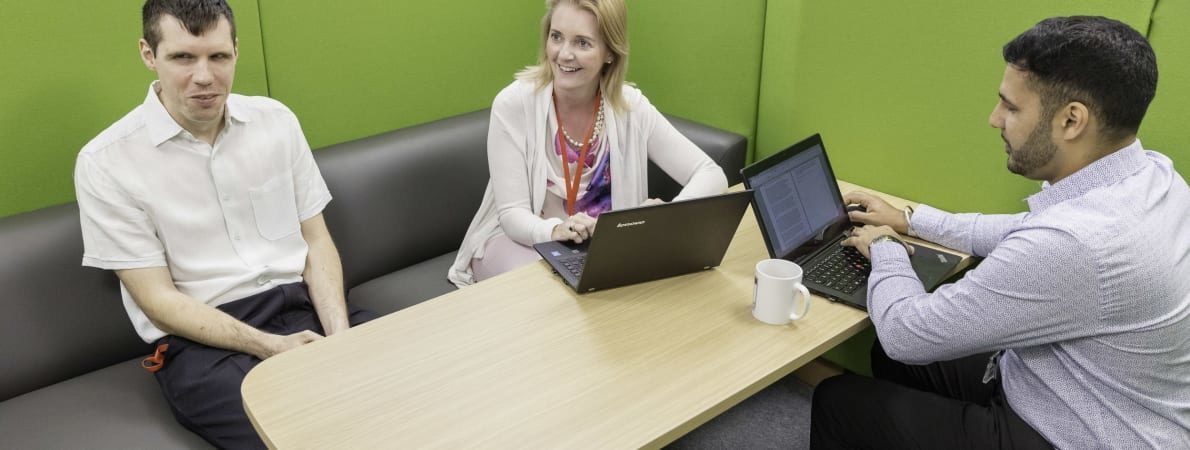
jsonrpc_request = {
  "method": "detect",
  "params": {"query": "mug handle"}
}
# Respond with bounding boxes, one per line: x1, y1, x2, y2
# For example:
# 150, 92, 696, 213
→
789, 283, 811, 321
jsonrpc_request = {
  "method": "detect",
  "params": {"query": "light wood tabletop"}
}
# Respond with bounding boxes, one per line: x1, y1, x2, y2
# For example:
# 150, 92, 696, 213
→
241, 181, 971, 449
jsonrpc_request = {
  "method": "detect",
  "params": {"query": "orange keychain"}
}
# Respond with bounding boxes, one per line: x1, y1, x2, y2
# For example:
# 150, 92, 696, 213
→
141, 343, 169, 373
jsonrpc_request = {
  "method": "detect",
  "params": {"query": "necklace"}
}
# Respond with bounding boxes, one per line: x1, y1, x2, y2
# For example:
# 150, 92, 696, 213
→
559, 95, 605, 149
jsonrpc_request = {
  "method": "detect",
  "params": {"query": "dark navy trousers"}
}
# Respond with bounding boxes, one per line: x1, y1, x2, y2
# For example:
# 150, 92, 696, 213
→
809, 341, 1052, 449
152, 282, 377, 449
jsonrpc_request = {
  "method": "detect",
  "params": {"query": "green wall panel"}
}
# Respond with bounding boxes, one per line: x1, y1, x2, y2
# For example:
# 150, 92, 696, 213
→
0, 0, 268, 217
756, 0, 1155, 215
257, 0, 766, 155
257, 0, 542, 149
1143, 0, 1190, 169
629, 0, 766, 160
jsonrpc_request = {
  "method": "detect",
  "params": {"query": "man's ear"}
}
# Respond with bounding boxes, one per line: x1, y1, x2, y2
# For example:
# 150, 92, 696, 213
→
138, 39, 157, 72
1057, 101, 1090, 141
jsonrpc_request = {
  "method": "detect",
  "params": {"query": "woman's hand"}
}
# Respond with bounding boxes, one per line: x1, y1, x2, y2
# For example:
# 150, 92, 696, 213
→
552, 212, 598, 243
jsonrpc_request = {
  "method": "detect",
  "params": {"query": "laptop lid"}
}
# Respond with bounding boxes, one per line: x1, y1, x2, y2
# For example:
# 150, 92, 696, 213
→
534, 190, 753, 293
740, 133, 851, 263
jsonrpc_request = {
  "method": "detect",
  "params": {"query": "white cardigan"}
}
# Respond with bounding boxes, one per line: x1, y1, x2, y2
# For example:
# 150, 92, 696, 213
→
447, 79, 728, 286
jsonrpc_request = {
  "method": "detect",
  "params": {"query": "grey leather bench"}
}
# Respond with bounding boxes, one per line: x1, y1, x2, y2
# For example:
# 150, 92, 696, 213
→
0, 108, 746, 448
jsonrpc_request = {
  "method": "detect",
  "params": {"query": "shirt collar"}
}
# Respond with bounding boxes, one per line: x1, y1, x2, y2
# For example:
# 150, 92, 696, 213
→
1026, 139, 1149, 213
141, 81, 251, 147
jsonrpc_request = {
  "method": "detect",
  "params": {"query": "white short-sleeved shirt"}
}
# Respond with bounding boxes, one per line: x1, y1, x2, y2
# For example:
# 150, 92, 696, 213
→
75, 82, 332, 342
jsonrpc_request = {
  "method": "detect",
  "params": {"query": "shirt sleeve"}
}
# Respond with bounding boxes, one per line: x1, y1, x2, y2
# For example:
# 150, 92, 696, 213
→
74, 154, 166, 269
285, 110, 332, 221
488, 87, 560, 245
867, 225, 1100, 365
637, 96, 728, 201
911, 205, 1025, 257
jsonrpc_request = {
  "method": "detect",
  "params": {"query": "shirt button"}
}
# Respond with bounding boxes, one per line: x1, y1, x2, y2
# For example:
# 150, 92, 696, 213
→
233, 234, 241, 241
222, 196, 230, 202
257, 275, 269, 286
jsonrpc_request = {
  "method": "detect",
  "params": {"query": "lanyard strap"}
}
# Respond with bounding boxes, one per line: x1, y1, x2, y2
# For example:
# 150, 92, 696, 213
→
553, 90, 602, 216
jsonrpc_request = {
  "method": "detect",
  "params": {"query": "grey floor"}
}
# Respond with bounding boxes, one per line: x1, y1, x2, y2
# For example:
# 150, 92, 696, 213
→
666, 372, 814, 449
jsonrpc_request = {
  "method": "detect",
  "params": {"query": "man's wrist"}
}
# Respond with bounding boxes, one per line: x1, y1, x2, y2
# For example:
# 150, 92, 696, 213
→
249, 332, 282, 360
870, 233, 914, 256
324, 316, 350, 336
870, 234, 905, 248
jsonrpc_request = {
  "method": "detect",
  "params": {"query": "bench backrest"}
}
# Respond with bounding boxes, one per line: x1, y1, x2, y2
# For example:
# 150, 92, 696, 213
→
0, 109, 745, 402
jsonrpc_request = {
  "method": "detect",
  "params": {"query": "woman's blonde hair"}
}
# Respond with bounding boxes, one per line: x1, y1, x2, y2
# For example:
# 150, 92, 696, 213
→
516, 0, 630, 112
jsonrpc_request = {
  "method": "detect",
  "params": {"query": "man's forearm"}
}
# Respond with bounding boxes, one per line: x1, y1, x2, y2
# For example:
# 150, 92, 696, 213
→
118, 267, 285, 359
301, 214, 350, 336
152, 290, 283, 358
304, 240, 350, 335
911, 206, 1026, 257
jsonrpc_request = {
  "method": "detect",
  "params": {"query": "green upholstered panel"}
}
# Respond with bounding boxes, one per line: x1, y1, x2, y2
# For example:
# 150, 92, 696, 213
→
1143, 0, 1190, 169
629, 0, 766, 160
0, 0, 268, 217
256, 0, 542, 149
756, 0, 1154, 215
258, 0, 766, 155
755, 0, 1155, 374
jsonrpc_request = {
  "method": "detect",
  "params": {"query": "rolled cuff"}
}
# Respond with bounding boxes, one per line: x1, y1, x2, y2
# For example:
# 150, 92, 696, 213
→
533, 217, 564, 244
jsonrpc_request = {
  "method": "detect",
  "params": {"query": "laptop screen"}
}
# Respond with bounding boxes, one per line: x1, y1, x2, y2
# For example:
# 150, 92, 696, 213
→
745, 136, 848, 260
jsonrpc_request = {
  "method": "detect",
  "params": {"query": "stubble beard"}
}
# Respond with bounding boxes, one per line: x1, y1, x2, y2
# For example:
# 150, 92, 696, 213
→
1006, 116, 1059, 177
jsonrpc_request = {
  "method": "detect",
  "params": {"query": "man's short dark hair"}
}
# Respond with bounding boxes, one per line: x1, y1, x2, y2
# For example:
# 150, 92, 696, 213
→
1003, 16, 1157, 141
142, 0, 236, 54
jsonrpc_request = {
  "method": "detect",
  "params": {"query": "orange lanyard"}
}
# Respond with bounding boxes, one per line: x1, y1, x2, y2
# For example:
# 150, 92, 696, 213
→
553, 90, 602, 216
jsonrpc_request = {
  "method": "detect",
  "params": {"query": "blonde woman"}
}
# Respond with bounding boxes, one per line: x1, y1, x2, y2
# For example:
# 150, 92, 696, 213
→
448, 0, 727, 286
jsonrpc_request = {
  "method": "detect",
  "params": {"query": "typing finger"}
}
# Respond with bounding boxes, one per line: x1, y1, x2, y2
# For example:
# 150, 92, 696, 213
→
848, 210, 873, 224
842, 191, 870, 206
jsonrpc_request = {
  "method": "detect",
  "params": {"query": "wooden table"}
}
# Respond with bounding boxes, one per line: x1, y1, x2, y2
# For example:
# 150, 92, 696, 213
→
242, 181, 970, 449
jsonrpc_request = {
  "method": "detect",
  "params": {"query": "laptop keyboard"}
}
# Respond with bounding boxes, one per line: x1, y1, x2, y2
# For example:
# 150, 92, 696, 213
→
805, 245, 871, 294
559, 254, 587, 278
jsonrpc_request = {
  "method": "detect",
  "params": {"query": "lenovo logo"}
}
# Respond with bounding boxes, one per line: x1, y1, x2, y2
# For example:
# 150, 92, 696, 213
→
616, 220, 646, 228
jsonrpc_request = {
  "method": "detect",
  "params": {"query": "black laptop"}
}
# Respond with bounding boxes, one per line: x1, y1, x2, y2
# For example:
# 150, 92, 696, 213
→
740, 134, 960, 309
533, 190, 753, 293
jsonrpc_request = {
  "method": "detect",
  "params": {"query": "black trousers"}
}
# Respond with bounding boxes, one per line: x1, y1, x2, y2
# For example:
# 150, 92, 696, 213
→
152, 282, 377, 449
809, 341, 1052, 449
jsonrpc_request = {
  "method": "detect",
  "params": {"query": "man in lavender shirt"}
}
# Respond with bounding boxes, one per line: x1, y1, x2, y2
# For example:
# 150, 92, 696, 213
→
810, 17, 1190, 449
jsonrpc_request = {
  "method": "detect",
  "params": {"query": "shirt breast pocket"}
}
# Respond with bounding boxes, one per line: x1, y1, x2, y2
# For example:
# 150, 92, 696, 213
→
249, 175, 301, 240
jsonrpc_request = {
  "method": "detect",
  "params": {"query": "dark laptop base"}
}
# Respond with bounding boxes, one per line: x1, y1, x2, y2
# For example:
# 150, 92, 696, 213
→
797, 239, 959, 310
533, 240, 587, 289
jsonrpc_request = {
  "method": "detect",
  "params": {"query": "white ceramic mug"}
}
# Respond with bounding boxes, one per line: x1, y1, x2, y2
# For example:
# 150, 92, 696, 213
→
752, 259, 811, 325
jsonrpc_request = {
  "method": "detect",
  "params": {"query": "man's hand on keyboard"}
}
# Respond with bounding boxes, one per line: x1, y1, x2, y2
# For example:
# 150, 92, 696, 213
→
843, 191, 910, 235
842, 225, 914, 259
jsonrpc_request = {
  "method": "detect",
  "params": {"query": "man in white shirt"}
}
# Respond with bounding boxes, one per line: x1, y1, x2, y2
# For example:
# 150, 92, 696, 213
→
74, 1, 374, 447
